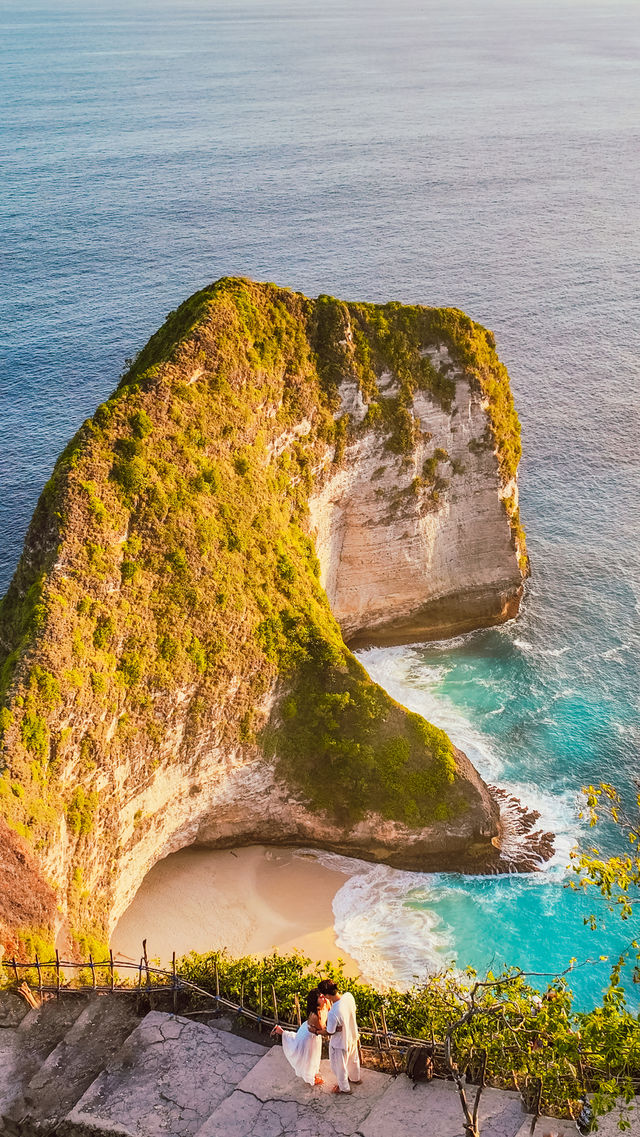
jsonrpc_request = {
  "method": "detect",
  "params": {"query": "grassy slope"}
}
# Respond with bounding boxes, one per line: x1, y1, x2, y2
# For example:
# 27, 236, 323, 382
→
0, 278, 524, 944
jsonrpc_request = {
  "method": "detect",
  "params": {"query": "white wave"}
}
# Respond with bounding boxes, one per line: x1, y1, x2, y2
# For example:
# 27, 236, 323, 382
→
513, 637, 533, 652
310, 851, 456, 989
497, 781, 582, 874
359, 648, 584, 851
614, 722, 638, 736
602, 642, 633, 661
309, 834, 583, 991
299, 778, 583, 990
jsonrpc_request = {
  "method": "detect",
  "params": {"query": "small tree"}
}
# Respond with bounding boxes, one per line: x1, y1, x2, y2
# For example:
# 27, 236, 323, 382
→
568, 782, 640, 1129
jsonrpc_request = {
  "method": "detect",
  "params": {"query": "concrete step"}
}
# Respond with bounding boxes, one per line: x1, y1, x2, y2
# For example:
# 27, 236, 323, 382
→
360, 1076, 526, 1137
0, 992, 30, 1029
56, 1011, 267, 1137
514, 1103, 640, 1135
197, 1046, 546, 1137
0, 996, 88, 1120
195, 1046, 390, 1137
514, 1118, 575, 1136
3, 994, 140, 1136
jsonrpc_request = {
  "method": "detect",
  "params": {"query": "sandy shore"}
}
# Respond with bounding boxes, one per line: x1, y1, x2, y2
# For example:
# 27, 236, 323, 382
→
110, 845, 359, 975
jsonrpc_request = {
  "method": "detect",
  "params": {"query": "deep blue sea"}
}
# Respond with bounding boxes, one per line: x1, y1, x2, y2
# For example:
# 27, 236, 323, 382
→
1, 0, 639, 1007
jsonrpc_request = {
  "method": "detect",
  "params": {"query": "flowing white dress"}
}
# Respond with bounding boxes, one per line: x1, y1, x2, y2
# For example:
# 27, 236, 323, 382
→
280, 1020, 322, 1085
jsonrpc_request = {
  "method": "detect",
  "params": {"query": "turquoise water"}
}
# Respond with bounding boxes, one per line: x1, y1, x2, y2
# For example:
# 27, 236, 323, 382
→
1, 0, 639, 1006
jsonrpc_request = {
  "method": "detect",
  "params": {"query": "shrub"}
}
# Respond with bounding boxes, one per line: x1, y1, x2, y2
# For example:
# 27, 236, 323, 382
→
93, 615, 115, 650
120, 560, 138, 583
20, 712, 48, 759
90, 672, 106, 695
66, 786, 99, 836
111, 455, 148, 498
130, 409, 153, 439
118, 651, 144, 687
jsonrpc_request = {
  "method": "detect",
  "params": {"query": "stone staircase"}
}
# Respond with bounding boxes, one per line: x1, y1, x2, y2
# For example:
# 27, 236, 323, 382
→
0, 991, 633, 1137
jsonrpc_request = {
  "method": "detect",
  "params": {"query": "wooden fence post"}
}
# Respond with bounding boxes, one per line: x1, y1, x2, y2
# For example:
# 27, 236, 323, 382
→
35, 954, 42, 997
55, 949, 61, 999
528, 1077, 543, 1136
380, 1006, 398, 1074
89, 953, 96, 990
142, 939, 154, 1010
172, 952, 178, 1015
258, 981, 263, 1032
11, 958, 19, 985
294, 993, 302, 1027
110, 949, 115, 993
370, 1010, 381, 1055
271, 985, 279, 1026
136, 957, 143, 1014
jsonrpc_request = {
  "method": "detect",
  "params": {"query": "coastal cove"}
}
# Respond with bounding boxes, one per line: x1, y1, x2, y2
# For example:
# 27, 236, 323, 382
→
110, 845, 359, 973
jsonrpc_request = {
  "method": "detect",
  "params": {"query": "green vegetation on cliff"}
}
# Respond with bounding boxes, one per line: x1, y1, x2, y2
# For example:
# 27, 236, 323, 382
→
0, 277, 524, 943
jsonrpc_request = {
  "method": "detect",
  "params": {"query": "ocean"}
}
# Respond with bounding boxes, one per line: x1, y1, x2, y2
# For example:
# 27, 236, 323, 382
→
1, 0, 639, 1007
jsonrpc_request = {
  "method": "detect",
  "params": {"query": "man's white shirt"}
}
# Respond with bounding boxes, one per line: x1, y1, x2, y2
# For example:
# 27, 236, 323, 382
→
326, 992, 359, 1051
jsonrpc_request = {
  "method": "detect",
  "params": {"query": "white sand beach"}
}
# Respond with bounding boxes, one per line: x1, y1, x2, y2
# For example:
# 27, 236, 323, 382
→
110, 845, 359, 974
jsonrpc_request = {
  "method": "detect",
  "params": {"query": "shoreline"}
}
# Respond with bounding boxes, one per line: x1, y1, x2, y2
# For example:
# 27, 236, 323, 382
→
110, 845, 360, 976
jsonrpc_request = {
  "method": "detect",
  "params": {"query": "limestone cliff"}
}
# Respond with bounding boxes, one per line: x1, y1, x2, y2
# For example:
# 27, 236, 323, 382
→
310, 355, 524, 646
0, 279, 533, 952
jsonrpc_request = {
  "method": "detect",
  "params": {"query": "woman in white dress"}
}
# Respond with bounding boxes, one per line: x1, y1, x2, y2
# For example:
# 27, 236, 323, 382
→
271, 988, 329, 1085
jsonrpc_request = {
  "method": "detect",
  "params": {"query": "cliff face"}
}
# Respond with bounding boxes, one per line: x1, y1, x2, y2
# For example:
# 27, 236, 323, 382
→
310, 363, 523, 647
0, 279, 529, 951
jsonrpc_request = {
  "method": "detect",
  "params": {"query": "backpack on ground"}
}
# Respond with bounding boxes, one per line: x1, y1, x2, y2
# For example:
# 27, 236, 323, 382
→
405, 1044, 435, 1084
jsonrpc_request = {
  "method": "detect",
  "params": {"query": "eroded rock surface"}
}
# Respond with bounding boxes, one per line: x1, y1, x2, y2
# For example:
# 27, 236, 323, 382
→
311, 362, 523, 647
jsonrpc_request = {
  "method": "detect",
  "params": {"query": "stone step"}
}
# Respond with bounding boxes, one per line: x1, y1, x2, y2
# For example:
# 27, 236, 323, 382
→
196, 1046, 546, 1137
0, 991, 30, 1029
514, 1118, 576, 1136
0, 996, 89, 1120
514, 1103, 640, 1135
56, 1011, 268, 1137
359, 1076, 526, 1137
195, 1045, 390, 1137
3, 994, 140, 1136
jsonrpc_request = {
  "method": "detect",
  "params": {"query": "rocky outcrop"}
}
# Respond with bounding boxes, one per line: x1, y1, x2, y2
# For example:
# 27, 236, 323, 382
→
111, 744, 501, 934
310, 355, 523, 647
0, 278, 534, 951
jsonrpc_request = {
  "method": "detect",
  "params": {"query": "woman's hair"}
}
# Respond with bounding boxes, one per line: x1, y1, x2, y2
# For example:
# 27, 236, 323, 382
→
306, 987, 321, 1017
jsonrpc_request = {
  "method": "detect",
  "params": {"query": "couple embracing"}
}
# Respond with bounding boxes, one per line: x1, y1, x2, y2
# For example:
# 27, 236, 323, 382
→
272, 979, 361, 1093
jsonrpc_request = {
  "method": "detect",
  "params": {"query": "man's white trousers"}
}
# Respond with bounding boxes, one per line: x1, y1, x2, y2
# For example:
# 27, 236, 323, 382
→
329, 1044, 361, 1092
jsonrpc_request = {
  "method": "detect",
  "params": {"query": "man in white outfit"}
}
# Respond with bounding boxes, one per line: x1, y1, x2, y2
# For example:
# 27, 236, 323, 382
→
318, 979, 361, 1094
